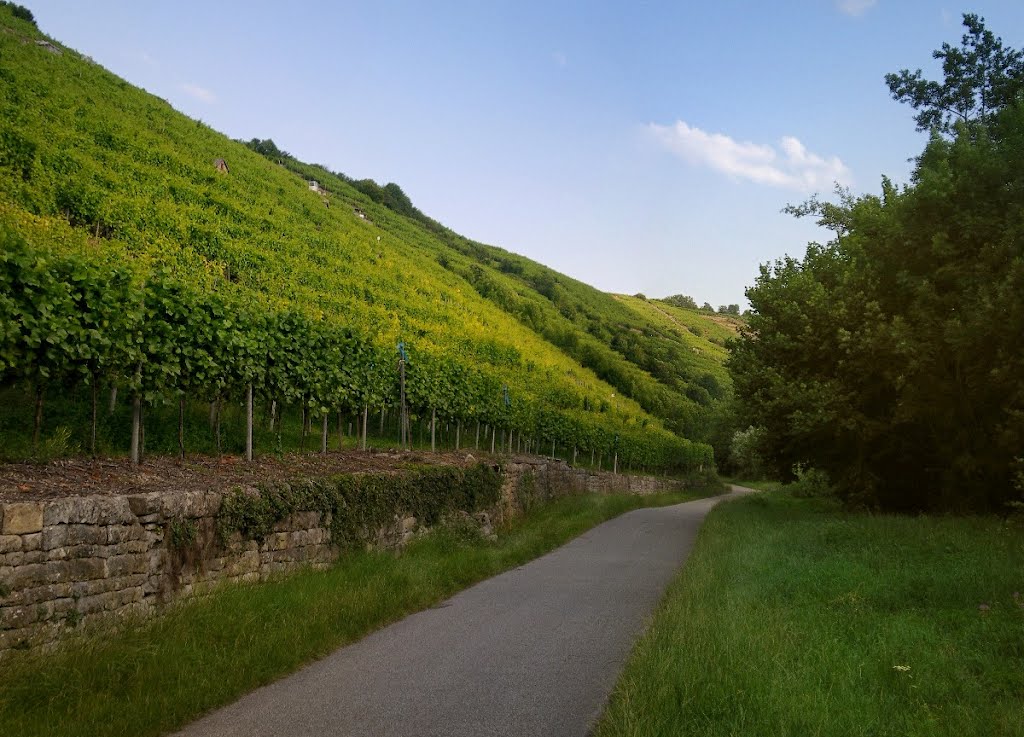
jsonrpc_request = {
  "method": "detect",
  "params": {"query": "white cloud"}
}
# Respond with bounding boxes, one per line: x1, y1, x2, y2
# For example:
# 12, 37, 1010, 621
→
180, 83, 216, 104
836, 0, 877, 16
648, 120, 851, 192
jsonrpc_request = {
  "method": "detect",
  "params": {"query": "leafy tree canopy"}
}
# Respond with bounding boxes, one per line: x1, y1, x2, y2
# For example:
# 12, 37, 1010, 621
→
661, 294, 698, 310
732, 16, 1024, 512
885, 13, 1024, 134
0, 2, 35, 27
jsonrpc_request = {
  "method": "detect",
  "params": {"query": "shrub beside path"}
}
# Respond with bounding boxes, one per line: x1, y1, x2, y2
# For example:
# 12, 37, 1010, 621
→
175, 486, 753, 737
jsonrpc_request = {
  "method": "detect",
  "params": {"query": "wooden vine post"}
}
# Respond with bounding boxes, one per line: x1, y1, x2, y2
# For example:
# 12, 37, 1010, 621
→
178, 396, 186, 459
246, 383, 254, 461
130, 395, 142, 467
397, 341, 409, 450
361, 405, 368, 451
90, 380, 99, 457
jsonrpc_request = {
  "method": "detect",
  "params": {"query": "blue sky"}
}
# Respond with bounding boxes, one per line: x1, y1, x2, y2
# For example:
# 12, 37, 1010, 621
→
25, 1, 1024, 306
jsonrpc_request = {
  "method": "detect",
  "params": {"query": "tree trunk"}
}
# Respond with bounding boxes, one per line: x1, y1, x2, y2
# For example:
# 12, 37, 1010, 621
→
338, 410, 344, 450
269, 399, 277, 432
573, 445, 577, 466
490, 425, 495, 454
475, 421, 480, 450
456, 420, 461, 451
431, 408, 436, 452
551, 438, 555, 460
108, 385, 118, 414
379, 407, 385, 434
209, 401, 217, 431
613, 453, 618, 475
300, 405, 308, 450
321, 413, 328, 454
361, 405, 368, 451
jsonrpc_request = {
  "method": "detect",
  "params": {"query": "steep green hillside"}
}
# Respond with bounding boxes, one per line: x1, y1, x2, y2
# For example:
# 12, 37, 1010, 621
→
0, 8, 730, 469
252, 154, 738, 440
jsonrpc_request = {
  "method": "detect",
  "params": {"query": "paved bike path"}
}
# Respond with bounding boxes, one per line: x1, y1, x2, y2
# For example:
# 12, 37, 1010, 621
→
175, 487, 749, 737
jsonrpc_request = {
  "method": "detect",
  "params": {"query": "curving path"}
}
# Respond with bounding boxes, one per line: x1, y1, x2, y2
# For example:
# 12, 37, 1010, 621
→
174, 486, 752, 737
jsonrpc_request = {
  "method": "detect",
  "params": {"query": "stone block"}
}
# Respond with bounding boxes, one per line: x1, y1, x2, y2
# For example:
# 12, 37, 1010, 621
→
162, 491, 221, 520
127, 493, 161, 517
52, 544, 108, 561
67, 524, 106, 546
11, 563, 47, 590
43, 497, 133, 526
51, 597, 77, 616
21, 533, 41, 552
42, 525, 69, 551
107, 524, 144, 545
0, 628, 33, 651
0, 535, 22, 554
107, 553, 148, 578
65, 557, 106, 581
78, 591, 119, 615
143, 575, 161, 595
17, 582, 70, 605
2, 503, 43, 535
1, 604, 39, 629
0, 551, 24, 567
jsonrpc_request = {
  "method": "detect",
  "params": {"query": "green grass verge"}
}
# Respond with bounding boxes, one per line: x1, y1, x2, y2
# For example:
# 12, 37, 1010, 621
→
0, 486, 719, 737
596, 491, 1024, 737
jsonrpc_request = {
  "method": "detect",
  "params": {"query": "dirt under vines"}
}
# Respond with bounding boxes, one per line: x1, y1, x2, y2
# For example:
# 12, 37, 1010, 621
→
0, 449, 492, 502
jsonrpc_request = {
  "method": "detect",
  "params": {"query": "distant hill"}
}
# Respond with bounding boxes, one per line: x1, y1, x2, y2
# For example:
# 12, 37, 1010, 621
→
0, 6, 735, 468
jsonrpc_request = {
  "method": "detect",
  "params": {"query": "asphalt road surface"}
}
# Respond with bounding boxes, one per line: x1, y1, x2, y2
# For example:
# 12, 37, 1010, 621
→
174, 486, 750, 737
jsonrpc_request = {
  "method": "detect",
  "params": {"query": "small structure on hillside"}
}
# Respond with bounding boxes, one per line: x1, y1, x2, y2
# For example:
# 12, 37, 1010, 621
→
354, 207, 368, 220
36, 40, 61, 55
309, 179, 325, 194
213, 158, 230, 173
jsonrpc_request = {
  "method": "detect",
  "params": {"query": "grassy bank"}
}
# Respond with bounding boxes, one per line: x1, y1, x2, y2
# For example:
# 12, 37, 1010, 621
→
0, 486, 717, 737
596, 491, 1024, 737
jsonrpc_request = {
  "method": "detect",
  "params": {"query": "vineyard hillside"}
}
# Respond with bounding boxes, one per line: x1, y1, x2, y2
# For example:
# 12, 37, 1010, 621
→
0, 9, 735, 469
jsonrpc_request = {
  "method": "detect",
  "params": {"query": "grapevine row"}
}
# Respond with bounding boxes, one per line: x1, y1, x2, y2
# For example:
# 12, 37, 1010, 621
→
0, 227, 712, 472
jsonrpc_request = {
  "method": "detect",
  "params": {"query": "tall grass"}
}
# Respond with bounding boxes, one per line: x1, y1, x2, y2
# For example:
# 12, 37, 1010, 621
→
0, 487, 717, 737
596, 491, 1024, 737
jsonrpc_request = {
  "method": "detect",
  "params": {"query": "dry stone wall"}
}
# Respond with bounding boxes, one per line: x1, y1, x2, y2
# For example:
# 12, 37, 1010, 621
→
0, 460, 687, 653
